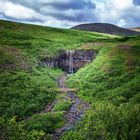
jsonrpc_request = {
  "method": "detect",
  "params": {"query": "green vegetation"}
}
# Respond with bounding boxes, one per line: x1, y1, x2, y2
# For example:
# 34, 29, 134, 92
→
53, 100, 71, 111
0, 20, 113, 60
26, 112, 65, 134
0, 68, 63, 117
52, 91, 72, 112
0, 20, 140, 140
0, 116, 44, 140
62, 36, 140, 140
0, 20, 114, 139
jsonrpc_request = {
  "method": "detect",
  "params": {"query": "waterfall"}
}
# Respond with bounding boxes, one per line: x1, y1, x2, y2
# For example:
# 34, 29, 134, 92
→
68, 50, 74, 74
43, 49, 96, 73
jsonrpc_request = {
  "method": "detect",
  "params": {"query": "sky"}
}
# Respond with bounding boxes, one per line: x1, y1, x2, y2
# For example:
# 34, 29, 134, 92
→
0, 0, 140, 28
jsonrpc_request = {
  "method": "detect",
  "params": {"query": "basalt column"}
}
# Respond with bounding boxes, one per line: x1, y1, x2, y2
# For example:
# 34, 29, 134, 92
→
43, 50, 96, 73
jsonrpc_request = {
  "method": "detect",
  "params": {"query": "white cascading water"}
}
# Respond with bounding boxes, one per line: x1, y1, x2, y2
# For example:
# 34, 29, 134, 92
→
68, 50, 74, 74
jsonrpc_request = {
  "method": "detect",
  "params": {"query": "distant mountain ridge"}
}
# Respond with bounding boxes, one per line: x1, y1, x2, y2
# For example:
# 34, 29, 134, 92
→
71, 23, 140, 36
129, 27, 140, 32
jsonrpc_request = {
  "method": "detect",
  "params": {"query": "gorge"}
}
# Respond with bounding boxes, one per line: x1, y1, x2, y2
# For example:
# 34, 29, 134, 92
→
42, 50, 97, 73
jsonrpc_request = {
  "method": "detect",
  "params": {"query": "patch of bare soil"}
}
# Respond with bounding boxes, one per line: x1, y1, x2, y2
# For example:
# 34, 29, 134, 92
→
79, 42, 104, 49
119, 44, 132, 52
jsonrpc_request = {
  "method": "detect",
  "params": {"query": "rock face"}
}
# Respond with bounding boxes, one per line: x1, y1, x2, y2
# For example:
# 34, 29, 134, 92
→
42, 50, 96, 73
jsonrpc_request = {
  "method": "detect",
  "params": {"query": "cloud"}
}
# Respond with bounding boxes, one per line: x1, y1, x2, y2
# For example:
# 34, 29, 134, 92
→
43, 0, 95, 10
0, 0, 140, 28
93, 0, 140, 27
0, 0, 96, 28
0, 1, 45, 22
134, 0, 140, 5
113, 0, 133, 10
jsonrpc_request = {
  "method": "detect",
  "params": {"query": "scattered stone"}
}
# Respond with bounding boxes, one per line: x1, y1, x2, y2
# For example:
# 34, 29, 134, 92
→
52, 74, 90, 139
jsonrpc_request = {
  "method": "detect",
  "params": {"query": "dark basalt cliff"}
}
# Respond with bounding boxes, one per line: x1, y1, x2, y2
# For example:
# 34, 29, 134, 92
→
42, 50, 96, 73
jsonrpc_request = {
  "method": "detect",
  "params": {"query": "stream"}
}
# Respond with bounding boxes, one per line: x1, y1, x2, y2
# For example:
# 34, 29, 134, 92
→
52, 74, 90, 140
40, 50, 91, 139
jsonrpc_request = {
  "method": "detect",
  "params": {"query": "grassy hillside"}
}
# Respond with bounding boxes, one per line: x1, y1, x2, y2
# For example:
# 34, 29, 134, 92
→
0, 20, 116, 139
0, 20, 140, 140
62, 36, 140, 140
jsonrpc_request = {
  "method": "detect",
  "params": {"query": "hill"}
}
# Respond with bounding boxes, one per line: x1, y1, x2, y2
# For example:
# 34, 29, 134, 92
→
63, 37, 140, 139
0, 20, 115, 139
71, 23, 140, 36
130, 27, 140, 32
0, 20, 140, 140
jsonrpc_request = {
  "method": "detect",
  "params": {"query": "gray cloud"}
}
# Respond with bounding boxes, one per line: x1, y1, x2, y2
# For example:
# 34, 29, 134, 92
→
92, 0, 140, 28
0, 0, 140, 28
43, 0, 95, 10
9, 0, 96, 23
134, 0, 140, 5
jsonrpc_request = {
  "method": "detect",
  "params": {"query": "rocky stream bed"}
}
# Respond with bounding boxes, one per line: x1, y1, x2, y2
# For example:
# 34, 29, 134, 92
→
51, 74, 90, 139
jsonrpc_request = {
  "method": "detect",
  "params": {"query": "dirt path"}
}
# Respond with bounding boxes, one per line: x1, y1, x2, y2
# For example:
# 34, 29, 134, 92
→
52, 74, 90, 139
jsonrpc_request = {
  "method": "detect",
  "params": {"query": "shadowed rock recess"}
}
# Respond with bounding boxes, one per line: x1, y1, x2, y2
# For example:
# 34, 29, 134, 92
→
42, 50, 96, 73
